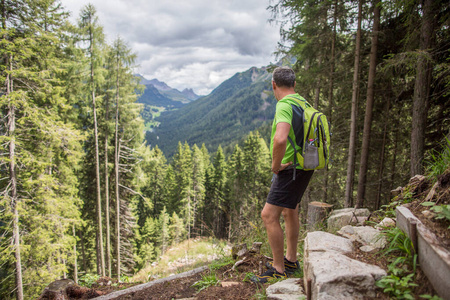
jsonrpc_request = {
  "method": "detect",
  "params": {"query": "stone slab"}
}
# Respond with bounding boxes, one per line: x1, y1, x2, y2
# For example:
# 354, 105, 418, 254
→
304, 231, 353, 255
304, 251, 386, 300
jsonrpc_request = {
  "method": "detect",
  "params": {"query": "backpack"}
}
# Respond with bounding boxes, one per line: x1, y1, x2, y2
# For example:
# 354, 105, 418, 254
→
285, 95, 331, 179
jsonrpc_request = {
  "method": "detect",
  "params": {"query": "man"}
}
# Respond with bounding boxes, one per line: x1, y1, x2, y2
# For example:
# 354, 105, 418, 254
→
252, 66, 314, 283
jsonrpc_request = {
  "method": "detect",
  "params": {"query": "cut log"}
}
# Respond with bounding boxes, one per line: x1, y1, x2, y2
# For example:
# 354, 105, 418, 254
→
307, 202, 333, 231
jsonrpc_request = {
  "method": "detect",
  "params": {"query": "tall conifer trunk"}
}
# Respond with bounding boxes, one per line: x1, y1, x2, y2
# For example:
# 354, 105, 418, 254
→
345, 0, 363, 208
7, 57, 24, 300
376, 98, 390, 210
104, 95, 111, 277
90, 26, 105, 277
411, 0, 434, 176
324, 0, 338, 202
114, 63, 121, 280
356, 0, 380, 208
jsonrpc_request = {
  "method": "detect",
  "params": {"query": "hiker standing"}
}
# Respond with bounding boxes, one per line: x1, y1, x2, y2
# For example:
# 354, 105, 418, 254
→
252, 66, 314, 283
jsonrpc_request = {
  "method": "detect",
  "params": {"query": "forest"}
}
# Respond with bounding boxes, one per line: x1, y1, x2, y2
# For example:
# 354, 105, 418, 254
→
0, 0, 449, 299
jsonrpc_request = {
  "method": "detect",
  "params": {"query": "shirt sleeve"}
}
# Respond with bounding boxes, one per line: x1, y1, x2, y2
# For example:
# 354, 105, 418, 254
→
275, 101, 292, 125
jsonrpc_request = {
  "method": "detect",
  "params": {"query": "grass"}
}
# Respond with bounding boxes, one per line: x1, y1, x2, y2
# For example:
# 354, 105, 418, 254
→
131, 237, 230, 283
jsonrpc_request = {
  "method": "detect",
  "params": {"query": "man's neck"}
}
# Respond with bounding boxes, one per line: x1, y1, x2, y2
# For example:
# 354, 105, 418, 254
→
277, 88, 296, 101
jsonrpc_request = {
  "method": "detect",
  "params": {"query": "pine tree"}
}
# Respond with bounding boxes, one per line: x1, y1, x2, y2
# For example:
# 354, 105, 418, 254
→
356, 0, 381, 208
345, 0, 363, 208
1, 1, 83, 298
78, 3, 106, 276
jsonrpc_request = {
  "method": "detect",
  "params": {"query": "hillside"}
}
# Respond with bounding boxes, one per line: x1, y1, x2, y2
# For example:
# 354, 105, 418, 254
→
145, 66, 277, 157
138, 83, 185, 109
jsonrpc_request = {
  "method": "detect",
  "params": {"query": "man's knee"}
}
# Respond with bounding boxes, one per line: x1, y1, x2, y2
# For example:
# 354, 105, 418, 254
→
282, 208, 297, 219
261, 208, 279, 225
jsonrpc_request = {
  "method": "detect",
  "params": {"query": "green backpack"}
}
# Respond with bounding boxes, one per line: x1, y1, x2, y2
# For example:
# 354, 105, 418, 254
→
286, 95, 331, 179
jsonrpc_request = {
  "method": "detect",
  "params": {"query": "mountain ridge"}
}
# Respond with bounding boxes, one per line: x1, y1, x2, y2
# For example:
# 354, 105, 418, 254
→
145, 66, 277, 157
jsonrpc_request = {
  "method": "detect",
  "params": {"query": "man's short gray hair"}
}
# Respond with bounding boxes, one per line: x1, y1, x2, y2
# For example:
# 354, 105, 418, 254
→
272, 66, 296, 88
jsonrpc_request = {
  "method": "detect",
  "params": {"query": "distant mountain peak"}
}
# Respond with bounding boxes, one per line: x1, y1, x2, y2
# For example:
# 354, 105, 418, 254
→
148, 79, 172, 91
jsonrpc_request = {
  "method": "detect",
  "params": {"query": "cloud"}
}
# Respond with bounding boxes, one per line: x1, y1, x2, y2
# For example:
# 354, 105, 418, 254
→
61, 0, 280, 95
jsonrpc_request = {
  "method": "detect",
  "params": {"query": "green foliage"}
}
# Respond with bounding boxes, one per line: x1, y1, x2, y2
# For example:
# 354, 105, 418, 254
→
381, 189, 414, 218
243, 272, 256, 283
420, 295, 443, 300
421, 202, 450, 226
376, 272, 417, 300
377, 227, 419, 299
78, 274, 101, 288
192, 273, 220, 292
425, 138, 450, 181
209, 256, 235, 271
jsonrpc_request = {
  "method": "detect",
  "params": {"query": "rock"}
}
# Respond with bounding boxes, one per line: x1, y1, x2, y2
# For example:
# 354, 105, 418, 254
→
304, 231, 353, 255
221, 282, 241, 287
391, 186, 403, 197
38, 279, 74, 300
266, 278, 305, 300
360, 245, 377, 253
422, 210, 436, 219
304, 251, 386, 300
250, 242, 262, 254
231, 243, 247, 259
327, 208, 371, 231
375, 217, 395, 229
409, 174, 426, 185
337, 225, 386, 249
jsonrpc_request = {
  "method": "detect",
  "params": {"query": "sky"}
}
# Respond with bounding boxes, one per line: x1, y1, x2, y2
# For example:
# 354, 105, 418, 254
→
60, 0, 282, 95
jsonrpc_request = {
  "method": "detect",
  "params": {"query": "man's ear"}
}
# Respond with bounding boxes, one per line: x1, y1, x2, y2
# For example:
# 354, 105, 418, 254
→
272, 81, 276, 90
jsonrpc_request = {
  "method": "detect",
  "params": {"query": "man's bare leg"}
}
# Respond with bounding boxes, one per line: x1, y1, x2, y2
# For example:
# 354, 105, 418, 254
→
261, 202, 285, 273
283, 204, 299, 263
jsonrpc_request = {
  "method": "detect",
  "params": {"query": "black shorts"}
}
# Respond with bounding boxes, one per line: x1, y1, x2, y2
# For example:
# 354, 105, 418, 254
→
266, 168, 314, 209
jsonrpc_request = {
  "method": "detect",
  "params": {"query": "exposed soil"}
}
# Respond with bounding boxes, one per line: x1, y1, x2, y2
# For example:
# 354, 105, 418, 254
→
66, 255, 270, 299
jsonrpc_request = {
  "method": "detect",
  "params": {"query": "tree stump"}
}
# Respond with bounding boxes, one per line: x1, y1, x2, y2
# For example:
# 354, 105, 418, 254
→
38, 279, 74, 300
307, 201, 333, 231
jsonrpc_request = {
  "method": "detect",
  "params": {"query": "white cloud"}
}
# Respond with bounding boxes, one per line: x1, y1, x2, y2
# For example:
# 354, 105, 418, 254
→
60, 0, 280, 95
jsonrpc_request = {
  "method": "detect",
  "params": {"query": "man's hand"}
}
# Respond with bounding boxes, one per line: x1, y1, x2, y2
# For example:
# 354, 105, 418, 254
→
272, 161, 293, 174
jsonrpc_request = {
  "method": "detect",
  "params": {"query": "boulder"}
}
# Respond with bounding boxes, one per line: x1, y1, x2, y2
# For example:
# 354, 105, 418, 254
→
327, 208, 371, 231
304, 251, 386, 300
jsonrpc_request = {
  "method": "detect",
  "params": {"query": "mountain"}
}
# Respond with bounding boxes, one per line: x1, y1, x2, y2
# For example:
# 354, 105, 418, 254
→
145, 66, 277, 157
135, 75, 201, 107
137, 84, 184, 109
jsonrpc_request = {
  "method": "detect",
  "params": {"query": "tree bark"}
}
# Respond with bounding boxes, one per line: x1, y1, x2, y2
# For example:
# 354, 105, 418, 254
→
356, 0, 380, 208
7, 53, 24, 300
411, 0, 434, 177
104, 95, 111, 278
314, 56, 322, 109
345, 0, 362, 208
114, 71, 121, 281
324, 0, 338, 203
73, 225, 78, 284
90, 25, 105, 277
307, 202, 333, 231
376, 97, 390, 210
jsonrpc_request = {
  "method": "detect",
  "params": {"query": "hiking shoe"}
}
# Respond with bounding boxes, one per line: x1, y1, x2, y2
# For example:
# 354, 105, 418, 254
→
265, 257, 301, 274
250, 267, 288, 284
